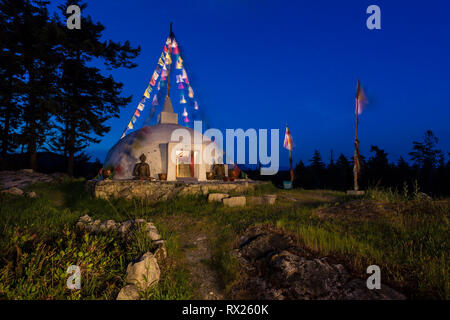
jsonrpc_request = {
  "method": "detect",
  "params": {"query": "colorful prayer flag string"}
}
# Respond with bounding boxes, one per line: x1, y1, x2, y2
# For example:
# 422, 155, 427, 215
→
120, 37, 171, 139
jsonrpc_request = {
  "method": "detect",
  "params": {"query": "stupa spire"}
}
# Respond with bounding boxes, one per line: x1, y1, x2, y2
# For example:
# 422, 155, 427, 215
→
158, 22, 178, 124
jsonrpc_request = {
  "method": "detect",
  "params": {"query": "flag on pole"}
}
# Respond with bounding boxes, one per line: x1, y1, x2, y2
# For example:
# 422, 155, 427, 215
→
283, 123, 294, 150
356, 79, 368, 115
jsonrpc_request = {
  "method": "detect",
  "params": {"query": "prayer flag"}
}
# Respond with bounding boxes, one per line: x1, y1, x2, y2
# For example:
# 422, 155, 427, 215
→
178, 83, 184, 89
283, 123, 294, 151
176, 56, 183, 69
137, 103, 145, 111
182, 69, 189, 84
165, 54, 172, 65
188, 86, 194, 98
144, 89, 150, 99
134, 110, 140, 117
356, 79, 368, 115
152, 95, 158, 106
128, 122, 133, 129
158, 57, 164, 67
180, 95, 187, 104
176, 74, 183, 83
132, 115, 137, 123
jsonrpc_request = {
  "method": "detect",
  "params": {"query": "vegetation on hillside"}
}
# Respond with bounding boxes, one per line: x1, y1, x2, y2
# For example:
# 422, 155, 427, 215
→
0, 180, 448, 299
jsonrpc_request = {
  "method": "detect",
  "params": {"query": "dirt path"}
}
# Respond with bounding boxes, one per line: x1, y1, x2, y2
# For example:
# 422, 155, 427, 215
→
161, 215, 225, 300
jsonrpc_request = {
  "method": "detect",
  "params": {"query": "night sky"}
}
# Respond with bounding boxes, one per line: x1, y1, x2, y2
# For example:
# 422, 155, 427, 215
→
49, 0, 450, 168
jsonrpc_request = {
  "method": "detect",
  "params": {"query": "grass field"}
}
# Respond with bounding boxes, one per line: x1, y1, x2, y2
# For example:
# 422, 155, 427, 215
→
0, 179, 448, 299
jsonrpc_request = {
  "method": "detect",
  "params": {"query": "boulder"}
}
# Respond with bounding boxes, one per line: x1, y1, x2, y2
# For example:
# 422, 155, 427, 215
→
25, 191, 38, 198
208, 193, 229, 202
79, 214, 93, 223
2, 187, 24, 196
145, 222, 161, 241
99, 219, 117, 231
223, 196, 246, 207
116, 284, 141, 300
152, 239, 167, 263
118, 220, 134, 235
126, 252, 160, 290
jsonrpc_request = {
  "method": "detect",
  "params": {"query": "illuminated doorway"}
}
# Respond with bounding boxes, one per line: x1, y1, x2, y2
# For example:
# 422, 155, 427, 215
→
176, 150, 195, 178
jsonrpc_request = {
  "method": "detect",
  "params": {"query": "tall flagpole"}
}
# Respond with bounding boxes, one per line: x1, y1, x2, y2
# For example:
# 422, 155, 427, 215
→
287, 122, 294, 182
353, 81, 360, 191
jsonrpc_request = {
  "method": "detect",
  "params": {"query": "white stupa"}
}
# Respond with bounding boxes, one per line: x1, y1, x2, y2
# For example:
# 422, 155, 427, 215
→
104, 94, 223, 181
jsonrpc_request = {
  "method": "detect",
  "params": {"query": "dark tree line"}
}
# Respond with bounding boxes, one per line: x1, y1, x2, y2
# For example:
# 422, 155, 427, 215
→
248, 130, 450, 196
0, 0, 140, 175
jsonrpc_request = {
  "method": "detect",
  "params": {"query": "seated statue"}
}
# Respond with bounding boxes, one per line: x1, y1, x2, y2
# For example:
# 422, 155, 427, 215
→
133, 154, 151, 179
213, 163, 225, 179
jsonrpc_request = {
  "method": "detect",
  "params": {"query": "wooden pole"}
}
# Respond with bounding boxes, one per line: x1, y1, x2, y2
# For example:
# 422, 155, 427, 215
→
289, 149, 294, 182
353, 96, 359, 191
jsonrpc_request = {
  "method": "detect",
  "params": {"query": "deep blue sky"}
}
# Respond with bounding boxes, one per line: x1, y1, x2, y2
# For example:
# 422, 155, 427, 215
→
50, 0, 450, 168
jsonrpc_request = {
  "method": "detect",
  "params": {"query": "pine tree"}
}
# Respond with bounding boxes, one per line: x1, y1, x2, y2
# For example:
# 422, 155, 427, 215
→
50, 0, 140, 176
309, 150, 325, 188
366, 145, 390, 187
0, 0, 26, 168
335, 153, 352, 190
11, 0, 60, 170
409, 130, 443, 168
409, 130, 443, 193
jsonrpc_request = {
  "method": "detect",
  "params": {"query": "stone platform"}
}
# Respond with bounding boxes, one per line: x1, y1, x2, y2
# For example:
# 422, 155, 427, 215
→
86, 179, 265, 200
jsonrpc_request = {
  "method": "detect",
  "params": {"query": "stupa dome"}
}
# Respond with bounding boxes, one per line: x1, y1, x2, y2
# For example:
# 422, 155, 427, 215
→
104, 122, 217, 180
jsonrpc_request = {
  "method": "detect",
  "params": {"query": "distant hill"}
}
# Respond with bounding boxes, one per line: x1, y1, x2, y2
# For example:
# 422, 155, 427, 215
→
1, 152, 102, 179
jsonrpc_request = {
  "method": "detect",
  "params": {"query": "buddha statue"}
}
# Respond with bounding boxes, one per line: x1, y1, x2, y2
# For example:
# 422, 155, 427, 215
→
133, 154, 151, 179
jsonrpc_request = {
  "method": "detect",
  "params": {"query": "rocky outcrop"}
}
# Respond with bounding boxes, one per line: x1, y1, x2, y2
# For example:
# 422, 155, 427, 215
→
232, 226, 405, 300
0, 169, 64, 190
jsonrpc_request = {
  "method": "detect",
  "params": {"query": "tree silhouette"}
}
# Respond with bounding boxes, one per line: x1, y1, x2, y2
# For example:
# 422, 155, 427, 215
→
48, 0, 140, 176
0, 0, 26, 168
